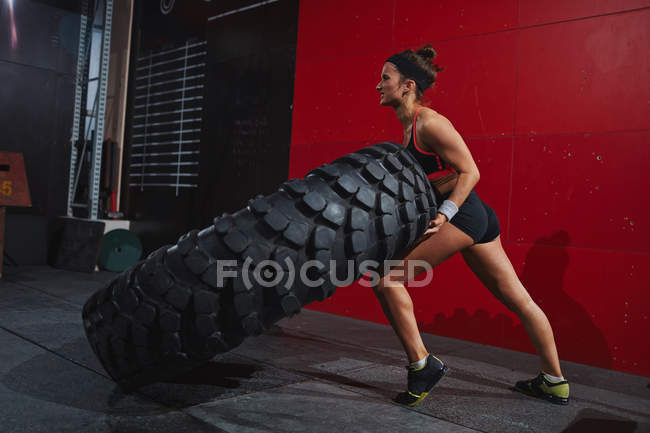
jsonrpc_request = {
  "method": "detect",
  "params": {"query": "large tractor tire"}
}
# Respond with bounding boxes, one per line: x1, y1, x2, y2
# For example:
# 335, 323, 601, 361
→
82, 142, 438, 390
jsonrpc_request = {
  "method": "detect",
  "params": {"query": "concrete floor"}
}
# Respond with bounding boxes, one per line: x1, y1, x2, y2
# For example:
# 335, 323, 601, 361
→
0, 265, 648, 433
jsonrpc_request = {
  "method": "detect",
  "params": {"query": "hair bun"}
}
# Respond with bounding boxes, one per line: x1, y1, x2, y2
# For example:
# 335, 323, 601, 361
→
416, 45, 437, 61
415, 44, 443, 73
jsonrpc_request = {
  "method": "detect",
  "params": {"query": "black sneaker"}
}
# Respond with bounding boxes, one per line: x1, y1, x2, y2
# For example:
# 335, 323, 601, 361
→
395, 354, 448, 407
514, 372, 570, 405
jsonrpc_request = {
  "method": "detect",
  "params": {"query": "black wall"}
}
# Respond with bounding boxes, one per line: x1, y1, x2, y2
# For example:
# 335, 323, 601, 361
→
122, 0, 298, 253
0, 0, 81, 264
199, 0, 298, 222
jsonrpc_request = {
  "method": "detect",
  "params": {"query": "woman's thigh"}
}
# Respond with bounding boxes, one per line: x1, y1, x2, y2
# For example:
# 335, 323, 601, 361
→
460, 235, 532, 309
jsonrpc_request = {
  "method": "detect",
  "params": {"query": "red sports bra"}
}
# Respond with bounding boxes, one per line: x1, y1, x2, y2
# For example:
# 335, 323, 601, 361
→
406, 107, 454, 176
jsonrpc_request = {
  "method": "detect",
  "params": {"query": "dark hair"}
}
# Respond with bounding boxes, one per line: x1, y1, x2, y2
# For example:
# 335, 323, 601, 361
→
397, 45, 444, 99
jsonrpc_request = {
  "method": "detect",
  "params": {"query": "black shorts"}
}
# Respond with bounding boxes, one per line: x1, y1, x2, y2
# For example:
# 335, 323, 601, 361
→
437, 189, 500, 244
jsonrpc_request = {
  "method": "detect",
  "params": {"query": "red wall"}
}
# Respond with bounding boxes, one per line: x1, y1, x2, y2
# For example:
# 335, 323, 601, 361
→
289, 0, 650, 377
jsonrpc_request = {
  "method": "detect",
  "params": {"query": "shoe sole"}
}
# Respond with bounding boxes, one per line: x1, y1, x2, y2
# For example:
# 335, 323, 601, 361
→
513, 385, 569, 406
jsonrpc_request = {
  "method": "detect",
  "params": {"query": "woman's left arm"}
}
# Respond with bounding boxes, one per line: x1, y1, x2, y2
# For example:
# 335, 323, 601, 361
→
419, 113, 480, 234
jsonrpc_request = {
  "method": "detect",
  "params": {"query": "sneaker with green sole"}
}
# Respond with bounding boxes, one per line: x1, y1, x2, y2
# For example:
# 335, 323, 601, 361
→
394, 354, 448, 407
514, 373, 570, 405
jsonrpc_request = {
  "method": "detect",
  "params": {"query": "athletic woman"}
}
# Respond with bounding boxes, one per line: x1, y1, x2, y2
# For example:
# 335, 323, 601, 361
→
373, 45, 570, 406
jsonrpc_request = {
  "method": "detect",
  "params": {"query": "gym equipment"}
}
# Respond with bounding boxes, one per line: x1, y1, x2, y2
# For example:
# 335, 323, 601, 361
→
82, 142, 438, 390
98, 229, 143, 272
49, 216, 105, 273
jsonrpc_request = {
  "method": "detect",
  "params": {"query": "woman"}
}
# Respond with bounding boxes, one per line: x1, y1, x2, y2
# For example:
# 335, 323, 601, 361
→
374, 45, 570, 406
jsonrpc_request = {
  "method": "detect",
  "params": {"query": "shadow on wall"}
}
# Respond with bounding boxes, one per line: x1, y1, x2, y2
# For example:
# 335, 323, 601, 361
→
420, 231, 611, 369
520, 231, 611, 369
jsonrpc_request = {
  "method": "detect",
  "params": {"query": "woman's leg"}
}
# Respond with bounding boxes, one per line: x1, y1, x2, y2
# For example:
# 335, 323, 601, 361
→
373, 223, 474, 363
460, 235, 563, 377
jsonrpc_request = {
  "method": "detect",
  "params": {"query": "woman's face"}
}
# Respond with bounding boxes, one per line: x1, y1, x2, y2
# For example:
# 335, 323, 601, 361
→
376, 62, 405, 106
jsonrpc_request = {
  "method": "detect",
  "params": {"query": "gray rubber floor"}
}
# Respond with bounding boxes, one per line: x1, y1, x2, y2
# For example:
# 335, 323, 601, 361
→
0, 265, 648, 433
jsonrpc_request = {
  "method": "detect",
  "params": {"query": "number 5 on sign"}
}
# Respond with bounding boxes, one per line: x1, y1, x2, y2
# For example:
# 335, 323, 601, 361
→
1, 181, 12, 196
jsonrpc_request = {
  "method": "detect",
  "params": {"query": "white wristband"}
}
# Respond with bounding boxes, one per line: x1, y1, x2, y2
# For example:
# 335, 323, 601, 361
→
438, 199, 458, 221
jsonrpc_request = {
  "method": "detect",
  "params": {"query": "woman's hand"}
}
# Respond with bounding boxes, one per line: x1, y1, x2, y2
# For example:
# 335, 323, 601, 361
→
423, 213, 448, 236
